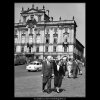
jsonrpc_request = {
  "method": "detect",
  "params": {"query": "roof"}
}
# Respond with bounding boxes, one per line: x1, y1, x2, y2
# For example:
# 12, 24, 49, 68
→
14, 19, 76, 27
20, 8, 45, 14
76, 38, 84, 48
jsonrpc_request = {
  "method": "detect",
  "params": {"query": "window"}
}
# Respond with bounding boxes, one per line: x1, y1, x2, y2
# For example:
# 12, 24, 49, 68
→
64, 47, 67, 52
46, 38, 49, 44
21, 46, 24, 53
45, 46, 48, 52
36, 47, 39, 52
54, 38, 57, 44
53, 46, 56, 52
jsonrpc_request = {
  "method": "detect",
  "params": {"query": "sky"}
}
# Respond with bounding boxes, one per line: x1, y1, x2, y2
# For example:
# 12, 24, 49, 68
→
15, 3, 85, 57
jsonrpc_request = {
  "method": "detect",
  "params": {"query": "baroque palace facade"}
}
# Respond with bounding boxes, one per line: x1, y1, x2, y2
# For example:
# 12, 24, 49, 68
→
14, 4, 84, 60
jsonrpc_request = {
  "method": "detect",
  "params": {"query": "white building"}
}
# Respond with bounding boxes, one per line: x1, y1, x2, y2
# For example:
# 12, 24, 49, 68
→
14, 4, 84, 60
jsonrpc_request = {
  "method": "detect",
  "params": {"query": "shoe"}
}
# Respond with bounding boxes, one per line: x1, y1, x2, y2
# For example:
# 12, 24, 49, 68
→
42, 89, 46, 93
57, 90, 60, 93
56, 88, 60, 93
47, 91, 51, 94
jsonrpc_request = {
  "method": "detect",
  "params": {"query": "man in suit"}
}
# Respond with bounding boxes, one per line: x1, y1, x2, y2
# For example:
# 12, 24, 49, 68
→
72, 58, 78, 78
77, 59, 83, 75
41, 56, 53, 94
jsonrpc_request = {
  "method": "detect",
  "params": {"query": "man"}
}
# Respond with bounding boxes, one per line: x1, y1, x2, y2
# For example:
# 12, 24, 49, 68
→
62, 57, 67, 75
77, 60, 83, 75
41, 56, 53, 94
72, 58, 78, 78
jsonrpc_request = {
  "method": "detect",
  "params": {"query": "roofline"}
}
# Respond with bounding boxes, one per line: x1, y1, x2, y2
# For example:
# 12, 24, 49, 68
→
76, 38, 84, 48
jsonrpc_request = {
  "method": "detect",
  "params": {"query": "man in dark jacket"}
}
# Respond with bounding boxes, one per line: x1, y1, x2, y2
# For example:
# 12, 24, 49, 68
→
41, 56, 53, 93
72, 59, 78, 78
53, 59, 66, 93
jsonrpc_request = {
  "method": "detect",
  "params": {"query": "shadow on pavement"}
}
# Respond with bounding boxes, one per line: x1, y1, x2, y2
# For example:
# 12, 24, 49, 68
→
50, 88, 66, 93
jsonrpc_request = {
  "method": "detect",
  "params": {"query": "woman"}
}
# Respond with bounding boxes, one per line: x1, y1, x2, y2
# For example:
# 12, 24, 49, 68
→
53, 59, 65, 93
67, 58, 73, 78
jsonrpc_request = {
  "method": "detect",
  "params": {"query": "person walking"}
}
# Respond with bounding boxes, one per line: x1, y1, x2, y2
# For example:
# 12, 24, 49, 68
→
67, 58, 73, 78
41, 56, 53, 94
72, 58, 78, 78
77, 60, 83, 75
53, 59, 66, 93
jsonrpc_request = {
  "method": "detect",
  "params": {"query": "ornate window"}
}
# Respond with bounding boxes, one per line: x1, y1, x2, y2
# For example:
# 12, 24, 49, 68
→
36, 46, 39, 52
46, 38, 49, 44
53, 38, 57, 44
64, 46, 67, 52
21, 46, 24, 53
63, 32, 69, 43
53, 46, 56, 52
45, 33, 50, 44
45, 46, 48, 52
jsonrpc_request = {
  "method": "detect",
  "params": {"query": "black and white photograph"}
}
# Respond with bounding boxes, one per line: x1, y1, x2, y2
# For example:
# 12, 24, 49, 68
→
14, 3, 85, 97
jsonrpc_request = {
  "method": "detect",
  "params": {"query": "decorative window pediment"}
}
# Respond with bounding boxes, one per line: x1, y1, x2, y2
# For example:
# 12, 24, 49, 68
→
63, 32, 69, 36
53, 32, 58, 37
22, 33, 26, 36
45, 33, 50, 38
29, 33, 33, 36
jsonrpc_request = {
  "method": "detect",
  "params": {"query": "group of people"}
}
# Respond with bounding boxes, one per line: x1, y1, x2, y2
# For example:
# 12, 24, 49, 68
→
41, 56, 84, 94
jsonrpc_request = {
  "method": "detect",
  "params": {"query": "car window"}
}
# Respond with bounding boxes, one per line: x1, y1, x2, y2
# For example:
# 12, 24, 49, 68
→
37, 63, 39, 65
33, 63, 36, 65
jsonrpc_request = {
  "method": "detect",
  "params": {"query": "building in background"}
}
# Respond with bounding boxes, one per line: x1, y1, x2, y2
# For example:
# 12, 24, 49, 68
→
14, 4, 84, 60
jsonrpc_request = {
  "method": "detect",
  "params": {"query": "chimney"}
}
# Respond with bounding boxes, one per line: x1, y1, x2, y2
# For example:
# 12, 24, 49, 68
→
36, 7, 38, 10
32, 4, 34, 8
73, 16, 74, 20
59, 16, 61, 21
51, 17, 53, 21
22, 7, 24, 12
43, 5, 45, 10
27, 7, 29, 10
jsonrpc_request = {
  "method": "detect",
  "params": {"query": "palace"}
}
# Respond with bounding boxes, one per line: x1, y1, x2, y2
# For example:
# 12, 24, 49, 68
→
14, 4, 84, 60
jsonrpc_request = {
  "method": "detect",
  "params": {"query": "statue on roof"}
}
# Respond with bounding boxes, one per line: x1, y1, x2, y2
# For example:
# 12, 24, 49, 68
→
22, 7, 24, 12
59, 16, 61, 21
73, 16, 75, 20
43, 5, 45, 10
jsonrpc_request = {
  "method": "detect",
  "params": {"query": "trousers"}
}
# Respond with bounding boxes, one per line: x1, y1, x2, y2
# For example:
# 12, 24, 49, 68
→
42, 76, 52, 91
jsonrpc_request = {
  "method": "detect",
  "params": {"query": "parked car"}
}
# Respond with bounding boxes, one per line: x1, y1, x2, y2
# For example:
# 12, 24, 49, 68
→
26, 61, 42, 72
14, 54, 27, 66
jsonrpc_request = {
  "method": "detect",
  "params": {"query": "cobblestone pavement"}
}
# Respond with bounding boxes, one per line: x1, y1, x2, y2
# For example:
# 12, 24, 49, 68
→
14, 65, 85, 97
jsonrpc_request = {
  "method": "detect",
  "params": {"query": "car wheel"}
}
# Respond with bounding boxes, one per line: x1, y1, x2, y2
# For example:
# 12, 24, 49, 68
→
37, 68, 39, 71
28, 70, 30, 72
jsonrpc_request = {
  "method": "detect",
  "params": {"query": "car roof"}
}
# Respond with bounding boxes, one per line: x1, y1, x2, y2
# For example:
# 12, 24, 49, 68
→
31, 61, 41, 63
